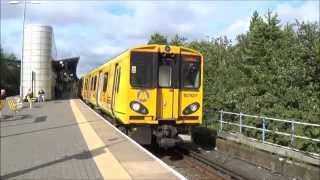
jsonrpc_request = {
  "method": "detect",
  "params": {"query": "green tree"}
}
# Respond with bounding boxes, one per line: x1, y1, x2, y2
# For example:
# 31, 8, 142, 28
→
147, 33, 168, 45
146, 11, 320, 153
188, 11, 319, 153
0, 47, 20, 96
170, 34, 187, 46
188, 36, 241, 112
231, 11, 319, 152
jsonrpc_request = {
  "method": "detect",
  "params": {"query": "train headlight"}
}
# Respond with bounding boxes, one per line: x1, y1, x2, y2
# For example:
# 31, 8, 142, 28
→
190, 104, 198, 112
132, 103, 140, 111
130, 101, 149, 115
183, 102, 200, 115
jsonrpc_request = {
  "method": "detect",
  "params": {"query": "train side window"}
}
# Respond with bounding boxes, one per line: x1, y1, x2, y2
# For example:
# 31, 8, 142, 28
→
86, 79, 89, 90
94, 76, 97, 90
88, 78, 90, 90
116, 67, 121, 93
91, 77, 94, 91
96, 76, 98, 90
103, 73, 108, 92
87, 78, 89, 90
89, 77, 93, 91
93, 76, 96, 90
90, 77, 93, 90
92, 77, 94, 90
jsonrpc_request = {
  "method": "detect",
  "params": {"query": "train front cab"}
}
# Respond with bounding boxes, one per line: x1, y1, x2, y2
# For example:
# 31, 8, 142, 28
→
127, 45, 203, 147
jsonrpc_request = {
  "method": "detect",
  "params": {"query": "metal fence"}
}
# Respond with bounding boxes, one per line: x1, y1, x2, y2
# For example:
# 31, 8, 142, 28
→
205, 110, 320, 154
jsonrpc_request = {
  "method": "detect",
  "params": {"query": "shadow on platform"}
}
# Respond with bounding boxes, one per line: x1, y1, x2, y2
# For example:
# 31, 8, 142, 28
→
33, 116, 47, 123
0, 138, 126, 179
0, 120, 98, 138
1, 145, 103, 179
144, 145, 190, 161
0, 114, 33, 122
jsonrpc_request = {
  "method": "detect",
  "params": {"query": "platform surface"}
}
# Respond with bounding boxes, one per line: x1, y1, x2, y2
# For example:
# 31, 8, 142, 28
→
0, 98, 183, 180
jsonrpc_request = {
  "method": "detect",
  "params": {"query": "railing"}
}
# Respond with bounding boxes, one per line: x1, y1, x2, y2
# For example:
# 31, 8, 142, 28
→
205, 110, 320, 155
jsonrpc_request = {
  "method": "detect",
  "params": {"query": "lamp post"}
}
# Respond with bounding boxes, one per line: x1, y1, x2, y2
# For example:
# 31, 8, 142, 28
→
8, 0, 40, 99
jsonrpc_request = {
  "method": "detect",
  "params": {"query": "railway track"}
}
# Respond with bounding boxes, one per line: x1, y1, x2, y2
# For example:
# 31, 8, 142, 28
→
178, 144, 247, 180
90, 105, 246, 179
146, 143, 247, 180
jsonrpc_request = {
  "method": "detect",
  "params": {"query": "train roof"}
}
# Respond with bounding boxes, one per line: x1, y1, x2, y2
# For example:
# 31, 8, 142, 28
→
130, 44, 201, 55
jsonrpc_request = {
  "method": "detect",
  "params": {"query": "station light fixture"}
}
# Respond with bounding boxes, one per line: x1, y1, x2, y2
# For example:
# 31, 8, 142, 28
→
8, 0, 41, 98
9, 1, 40, 4
8, 1, 20, 4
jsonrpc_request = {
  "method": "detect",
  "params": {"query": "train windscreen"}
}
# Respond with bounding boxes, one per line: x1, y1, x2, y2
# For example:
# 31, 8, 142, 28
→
130, 52, 156, 88
181, 55, 200, 89
131, 52, 200, 89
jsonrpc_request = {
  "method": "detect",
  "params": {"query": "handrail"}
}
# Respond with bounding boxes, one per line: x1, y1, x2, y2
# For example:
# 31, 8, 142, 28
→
206, 110, 320, 155
218, 110, 320, 127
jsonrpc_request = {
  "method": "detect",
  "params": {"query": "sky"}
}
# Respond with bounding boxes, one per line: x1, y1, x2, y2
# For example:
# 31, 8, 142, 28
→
1, 0, 319, 76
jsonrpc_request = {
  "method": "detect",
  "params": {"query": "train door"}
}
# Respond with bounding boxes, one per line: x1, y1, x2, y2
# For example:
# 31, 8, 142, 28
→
96, 71, 104, 106
111, 64, 121, 114
157, 54, 179, 120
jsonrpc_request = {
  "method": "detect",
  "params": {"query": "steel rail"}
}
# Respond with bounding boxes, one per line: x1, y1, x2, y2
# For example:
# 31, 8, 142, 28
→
178, 145, 248, 180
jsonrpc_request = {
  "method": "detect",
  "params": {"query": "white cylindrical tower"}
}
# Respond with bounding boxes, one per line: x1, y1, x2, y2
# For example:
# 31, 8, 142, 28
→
23, 24, 53, 99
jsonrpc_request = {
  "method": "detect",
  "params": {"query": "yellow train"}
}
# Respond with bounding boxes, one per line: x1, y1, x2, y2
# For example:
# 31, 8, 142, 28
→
80, 44, 203, 148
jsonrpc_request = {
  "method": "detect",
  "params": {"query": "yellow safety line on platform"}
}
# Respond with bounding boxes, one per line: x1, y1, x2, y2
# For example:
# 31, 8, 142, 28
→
70, 100, 132, 180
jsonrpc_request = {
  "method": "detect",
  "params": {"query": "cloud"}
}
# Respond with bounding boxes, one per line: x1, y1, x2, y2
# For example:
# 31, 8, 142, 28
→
222, 17, 251, 41
276, 1, 319, 23
1, 0, 319, 76
219, 0, 319, 42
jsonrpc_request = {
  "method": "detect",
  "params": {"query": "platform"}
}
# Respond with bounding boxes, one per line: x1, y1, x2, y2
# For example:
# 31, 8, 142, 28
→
0, 99, 185, 179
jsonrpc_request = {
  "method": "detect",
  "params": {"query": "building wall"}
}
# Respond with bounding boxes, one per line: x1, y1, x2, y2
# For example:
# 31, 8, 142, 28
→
22, 24, 54, 99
